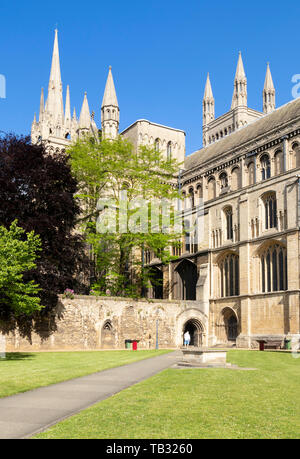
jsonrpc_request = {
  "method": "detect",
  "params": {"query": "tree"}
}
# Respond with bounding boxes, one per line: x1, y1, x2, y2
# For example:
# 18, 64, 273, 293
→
0, 221, 42, 316
0, 134, 88, 312
68, 136, 183, 296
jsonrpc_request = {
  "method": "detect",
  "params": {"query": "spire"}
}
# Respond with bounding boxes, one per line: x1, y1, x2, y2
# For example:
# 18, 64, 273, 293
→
45, 29, 64, 123
204, 73, 214, 100
235, 51, 246, 79
102, 66, 119, 108
39, 88, 44, 122
203, 73, 215, 128
49, 29, 62, 84
231, 52, 247, 109
263, 63, 275, 114
101, 66, 120, 139
72, 107, 77, 120
79, 92, 91, 129
64, 85, 71, 126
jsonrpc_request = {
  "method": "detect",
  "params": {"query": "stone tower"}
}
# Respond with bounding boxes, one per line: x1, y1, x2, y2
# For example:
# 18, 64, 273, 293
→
101, 66, 119, 140
263, 63, 276, 114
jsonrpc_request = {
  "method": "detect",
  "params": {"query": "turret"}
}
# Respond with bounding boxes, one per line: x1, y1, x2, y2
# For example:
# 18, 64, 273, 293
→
101, 66, 119, 139
231, 52, 247, 109
263, 63, 275, 114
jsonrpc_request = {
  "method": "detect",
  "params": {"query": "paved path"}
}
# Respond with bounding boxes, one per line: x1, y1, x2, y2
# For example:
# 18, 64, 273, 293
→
0, 351, 179, 439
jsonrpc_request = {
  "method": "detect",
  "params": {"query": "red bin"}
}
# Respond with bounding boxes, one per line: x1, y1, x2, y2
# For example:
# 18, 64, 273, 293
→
132, 340, 138, 351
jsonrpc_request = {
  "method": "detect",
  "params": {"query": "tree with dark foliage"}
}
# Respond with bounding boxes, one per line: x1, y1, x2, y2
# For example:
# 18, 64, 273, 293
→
0, 134, 88, 324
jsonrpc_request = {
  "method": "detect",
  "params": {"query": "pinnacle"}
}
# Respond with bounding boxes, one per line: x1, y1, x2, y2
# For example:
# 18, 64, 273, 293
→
264, 62, 275, 90
204, 73, 214, 100
102, 66, 119, 108
235, 51, 246, 80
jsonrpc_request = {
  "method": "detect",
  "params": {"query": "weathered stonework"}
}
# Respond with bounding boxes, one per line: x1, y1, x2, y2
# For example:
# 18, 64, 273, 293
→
4, 296, 209, 352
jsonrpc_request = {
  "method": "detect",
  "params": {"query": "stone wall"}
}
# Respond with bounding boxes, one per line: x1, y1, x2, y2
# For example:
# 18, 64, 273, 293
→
3, 296, 209, 352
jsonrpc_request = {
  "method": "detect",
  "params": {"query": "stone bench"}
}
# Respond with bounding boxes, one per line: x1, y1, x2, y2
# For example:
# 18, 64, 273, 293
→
257, 340, 283, 350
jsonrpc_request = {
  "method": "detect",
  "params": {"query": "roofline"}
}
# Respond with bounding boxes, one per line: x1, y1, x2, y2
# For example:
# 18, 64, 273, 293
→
121, 119, 186, 136
188, 97, 299, 161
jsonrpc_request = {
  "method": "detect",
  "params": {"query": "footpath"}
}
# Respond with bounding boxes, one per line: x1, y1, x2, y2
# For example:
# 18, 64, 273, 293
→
0, 351, 179, 439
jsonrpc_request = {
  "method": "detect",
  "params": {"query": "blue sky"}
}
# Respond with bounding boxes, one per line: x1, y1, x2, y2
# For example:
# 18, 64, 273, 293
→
0, 0, 300, 155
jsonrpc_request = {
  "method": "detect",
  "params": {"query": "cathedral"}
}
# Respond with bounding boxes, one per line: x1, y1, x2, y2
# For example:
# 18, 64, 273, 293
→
31, 30, 300, 350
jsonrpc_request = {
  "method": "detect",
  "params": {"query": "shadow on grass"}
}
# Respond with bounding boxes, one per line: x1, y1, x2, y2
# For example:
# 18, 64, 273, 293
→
0, 353, 36, 361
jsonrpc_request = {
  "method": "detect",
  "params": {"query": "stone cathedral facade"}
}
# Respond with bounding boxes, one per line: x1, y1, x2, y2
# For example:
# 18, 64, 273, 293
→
31, 30, 300, 350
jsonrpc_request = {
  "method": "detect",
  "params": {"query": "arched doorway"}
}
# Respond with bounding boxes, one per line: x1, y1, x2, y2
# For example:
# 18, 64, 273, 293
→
101, 321, 115, 349
183, 319, 203, 347
148, 267, 163, 299
221, 308, 238, 342
175, 260, 198, 300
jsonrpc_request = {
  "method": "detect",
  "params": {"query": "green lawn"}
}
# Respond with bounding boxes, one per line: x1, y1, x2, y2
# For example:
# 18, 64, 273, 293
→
36, 350, 300, 439
0, 350, 170, 398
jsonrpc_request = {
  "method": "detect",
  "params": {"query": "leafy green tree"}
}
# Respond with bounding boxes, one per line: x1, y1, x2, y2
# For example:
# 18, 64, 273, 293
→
0, 221, 42, 316
68, 136, 183, 296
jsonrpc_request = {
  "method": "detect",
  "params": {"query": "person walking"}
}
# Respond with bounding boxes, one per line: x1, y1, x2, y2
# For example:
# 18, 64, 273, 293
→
184, 331, 191, 348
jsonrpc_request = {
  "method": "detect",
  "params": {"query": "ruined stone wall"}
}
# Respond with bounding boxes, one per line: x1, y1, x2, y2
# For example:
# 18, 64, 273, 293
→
3, 296, 208, 352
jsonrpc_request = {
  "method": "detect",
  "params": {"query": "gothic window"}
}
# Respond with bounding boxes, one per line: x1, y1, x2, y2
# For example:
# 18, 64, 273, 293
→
261, 154, 271, 181
154, 138, 160, 152
219, 172, 228, 190
103, 321, 113, 331
208, 177, 216, 200
291, 142, 300, 169
274, 150, 283, 175
167, 141, 172, 161
224, 206, 233, 240
247, 162, 255, 186
261, 244, 287, 293
196, 184, 203, 204
262, 192, 277, 230
219, 253, 239, 297
188, 188, 195, 208
231, 167, 240, 191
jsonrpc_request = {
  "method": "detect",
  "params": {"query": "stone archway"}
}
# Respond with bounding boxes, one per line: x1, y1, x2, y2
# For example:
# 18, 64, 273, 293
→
101, 320, 115, 349
175, 259, 198, 300
219, 308, 239, 342
183, 318, 204, 347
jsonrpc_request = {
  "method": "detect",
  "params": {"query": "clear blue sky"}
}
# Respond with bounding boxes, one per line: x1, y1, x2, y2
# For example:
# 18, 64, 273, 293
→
1, 0, 300, 155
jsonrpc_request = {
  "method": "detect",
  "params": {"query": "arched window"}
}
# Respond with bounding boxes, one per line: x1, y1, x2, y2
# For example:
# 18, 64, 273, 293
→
261, 244, 287, 292
167, 141, 172, 161
262, 192, 277, 230
208, 177, 216, 200
291, 142, 300, 169
247, 162, 255, 186
219, 253, 239, 297
261, 154, 271, 181
154, 138, 160, 152
103, 320, 113, 331
224, 206, 233, 240
219, 172, 228, 190
231, 167, 240, 191
188, 188, 195, 208
196, 184, 203, 205
274, 150, 283, 175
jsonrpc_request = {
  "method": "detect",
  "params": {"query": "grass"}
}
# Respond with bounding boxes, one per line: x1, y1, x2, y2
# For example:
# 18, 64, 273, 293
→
0, 349, 170, 398
35, 350, 300, 439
